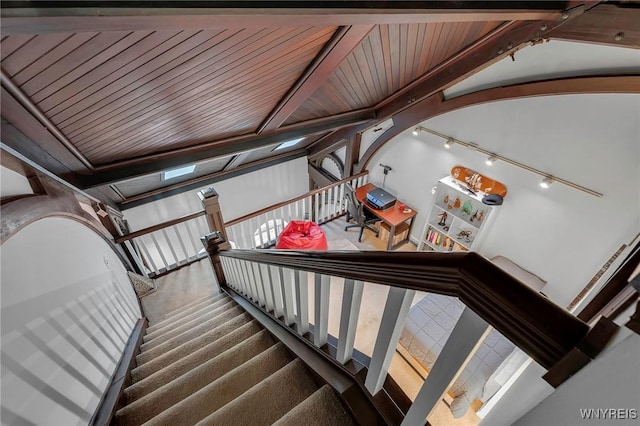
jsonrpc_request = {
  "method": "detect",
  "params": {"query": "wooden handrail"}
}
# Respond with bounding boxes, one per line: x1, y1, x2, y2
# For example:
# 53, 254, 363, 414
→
115, 210, 206, 243
224, 171, 368, 227
219, 249, 590, 370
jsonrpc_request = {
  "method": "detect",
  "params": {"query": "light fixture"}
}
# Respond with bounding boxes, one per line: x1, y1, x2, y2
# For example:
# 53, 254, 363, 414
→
485, 155, 498, 166
444, 138, 453, 149
274, 137, 305, 151
412, 128, 419, 136
163, 164, 196, 180
540, 176, 554, 189
413, 125, 603, 198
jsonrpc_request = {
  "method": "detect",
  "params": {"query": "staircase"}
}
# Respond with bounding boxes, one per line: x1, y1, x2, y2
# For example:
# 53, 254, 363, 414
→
114, 292, 356, 426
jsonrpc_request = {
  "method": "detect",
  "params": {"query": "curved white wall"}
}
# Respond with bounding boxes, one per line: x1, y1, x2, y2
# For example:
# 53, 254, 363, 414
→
367, 94, 640, 307
1, 217, 141, 425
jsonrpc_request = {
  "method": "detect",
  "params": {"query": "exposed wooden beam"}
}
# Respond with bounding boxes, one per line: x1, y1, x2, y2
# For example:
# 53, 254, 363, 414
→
548, 3, 640, 48
1, 70, 93, 170
343, 133, 361, 178
79, 109, 375, 188
308, 119, 377, 159
117, 149, 307, 209
356, 74, 640, 173
310, 6, 588, 159
0, 89, 90, 176
259, 25, 375, 132
0, 3, 565, 35
375, 5, 587, 120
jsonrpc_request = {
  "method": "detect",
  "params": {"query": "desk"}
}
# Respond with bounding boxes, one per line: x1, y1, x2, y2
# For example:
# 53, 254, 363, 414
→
355, 183, 418, 250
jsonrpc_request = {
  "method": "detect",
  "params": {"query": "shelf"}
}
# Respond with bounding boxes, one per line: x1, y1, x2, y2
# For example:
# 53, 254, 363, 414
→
420, 174, 497, 255
422, 240, 447, 252
433, 202, 485, 229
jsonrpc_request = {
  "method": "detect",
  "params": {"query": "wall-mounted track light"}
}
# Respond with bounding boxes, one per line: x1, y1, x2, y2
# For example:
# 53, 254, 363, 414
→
411, 126, 602, 198
485, 155, 498, 166
540, 176, 554, 189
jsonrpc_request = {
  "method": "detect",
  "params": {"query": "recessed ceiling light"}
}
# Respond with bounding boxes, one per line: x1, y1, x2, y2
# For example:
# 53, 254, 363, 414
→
274, 137, 305, 151
163, 164, 196, 180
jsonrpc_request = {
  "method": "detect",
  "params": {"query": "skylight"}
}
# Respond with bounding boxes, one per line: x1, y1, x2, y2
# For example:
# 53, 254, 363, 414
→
163, 164, 196, 180
274, 137, 305, 151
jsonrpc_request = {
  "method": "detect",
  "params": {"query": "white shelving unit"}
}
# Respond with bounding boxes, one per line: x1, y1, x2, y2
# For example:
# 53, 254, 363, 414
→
419, 175, 497, 252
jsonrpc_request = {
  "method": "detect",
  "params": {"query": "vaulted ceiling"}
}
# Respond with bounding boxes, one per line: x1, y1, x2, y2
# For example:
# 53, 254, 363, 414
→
1, 1, 637, 208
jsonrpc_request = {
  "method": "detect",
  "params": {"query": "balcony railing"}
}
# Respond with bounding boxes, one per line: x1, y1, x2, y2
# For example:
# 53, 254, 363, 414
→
207, 247, 598, 425
224, 171, 368, 249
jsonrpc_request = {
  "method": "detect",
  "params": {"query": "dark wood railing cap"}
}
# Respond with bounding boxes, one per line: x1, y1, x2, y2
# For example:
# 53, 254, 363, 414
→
220, 248, 589, 369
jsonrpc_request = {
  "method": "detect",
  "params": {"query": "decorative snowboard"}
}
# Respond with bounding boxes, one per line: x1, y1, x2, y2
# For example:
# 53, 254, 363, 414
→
451, 166, 508, 198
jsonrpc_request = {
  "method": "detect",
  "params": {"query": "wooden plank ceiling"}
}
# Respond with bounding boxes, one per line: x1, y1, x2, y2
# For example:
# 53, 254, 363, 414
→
0, 3, 580, 206
0, 26, 336, 164
284, 21, 504, 124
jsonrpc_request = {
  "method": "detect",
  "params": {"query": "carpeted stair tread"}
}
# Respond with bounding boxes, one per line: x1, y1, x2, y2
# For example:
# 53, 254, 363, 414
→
141, 300, 237, 350
131, 312, 251, 381
143, 342, 292, 426
115, 330, 276, 425
157, 292, 225, 320
158, 292, 218, 318
148, 293, 226, 331
125, 321, 263, 402
144, 296, 234, 342
136, 305, 243, 365
195, 358, 318, 426
272, 385, 356, 426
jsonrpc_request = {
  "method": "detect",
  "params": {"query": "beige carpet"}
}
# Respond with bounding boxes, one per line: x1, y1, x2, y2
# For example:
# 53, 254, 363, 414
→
115, 293, 356, 425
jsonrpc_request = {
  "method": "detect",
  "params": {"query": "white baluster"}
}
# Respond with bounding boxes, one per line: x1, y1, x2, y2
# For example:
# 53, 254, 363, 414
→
295, 270, 310, 335
150, 232, 169, 271
313, 273, 330, 347
173, 226, 189, 264
125, 240, 149, 277
269, 265, 284, 317
337, 279, 364, 364
365, 287, 416, 395
287, 203, 294, 222
241, 260, 257, 301
161, 229, 179, 267
249, 261, 265, 305
239, 221, 249, 249
258, 263, 273, 311
231, 258, 246, 295
402, 307, 491, 426
184, 220, 200, 258
137, 236, 158, 274
280, 267, 296, 325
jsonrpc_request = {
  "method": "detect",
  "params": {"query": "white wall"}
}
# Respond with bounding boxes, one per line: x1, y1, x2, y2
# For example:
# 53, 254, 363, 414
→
1, 217, 141, 425
513, 330, 640, 426
367, 94, 640, 308
1, 165, 33, 198
445, 40, 640, 98
124, 157, 310, 230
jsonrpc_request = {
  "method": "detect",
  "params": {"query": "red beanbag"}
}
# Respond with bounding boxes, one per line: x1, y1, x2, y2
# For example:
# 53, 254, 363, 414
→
275, 220, 328, 250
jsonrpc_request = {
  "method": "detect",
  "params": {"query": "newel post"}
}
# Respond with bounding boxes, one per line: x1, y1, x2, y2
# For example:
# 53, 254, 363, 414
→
201, 231, 230, 289
198, 187, 230, 244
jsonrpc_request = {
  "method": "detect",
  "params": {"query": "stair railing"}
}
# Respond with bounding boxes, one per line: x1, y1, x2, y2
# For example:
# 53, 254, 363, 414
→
206, 247, 598, 425
115, 172, 369, 277
115, 211, 210, 277
223, 171, 368, 249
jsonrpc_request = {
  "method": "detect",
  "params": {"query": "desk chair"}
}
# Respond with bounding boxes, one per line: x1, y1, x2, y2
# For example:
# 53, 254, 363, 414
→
344, 184, 380, 242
